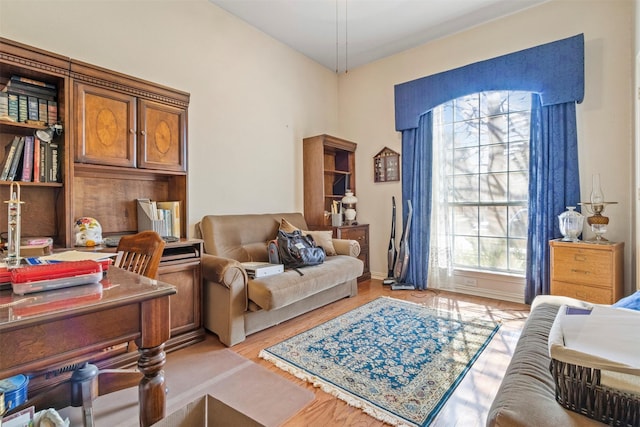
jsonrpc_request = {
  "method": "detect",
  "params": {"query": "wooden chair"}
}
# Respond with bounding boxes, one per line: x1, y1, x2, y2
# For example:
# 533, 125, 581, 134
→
114, 230, 166, 279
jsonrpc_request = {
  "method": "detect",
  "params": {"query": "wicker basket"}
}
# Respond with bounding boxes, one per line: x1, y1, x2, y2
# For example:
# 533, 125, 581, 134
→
550, 358, 640, 426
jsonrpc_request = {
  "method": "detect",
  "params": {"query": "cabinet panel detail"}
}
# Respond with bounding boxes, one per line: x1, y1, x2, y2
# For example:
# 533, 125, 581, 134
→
138, 100, 186, 172
75, 82, 136, 167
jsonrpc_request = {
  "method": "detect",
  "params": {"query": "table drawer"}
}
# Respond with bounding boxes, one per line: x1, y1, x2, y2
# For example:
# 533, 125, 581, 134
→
552, 247, 612, 286
550, 281, 614, 304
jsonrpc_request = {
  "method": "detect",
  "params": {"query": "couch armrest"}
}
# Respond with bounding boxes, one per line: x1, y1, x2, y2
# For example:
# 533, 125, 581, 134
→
201, 254, 248, 289
202, 254, 249, 346
332, 238, 361, 257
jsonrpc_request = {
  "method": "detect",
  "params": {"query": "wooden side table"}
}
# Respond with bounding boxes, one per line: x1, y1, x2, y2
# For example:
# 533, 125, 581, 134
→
549, 239, 624, 304
333, 224, 371, 281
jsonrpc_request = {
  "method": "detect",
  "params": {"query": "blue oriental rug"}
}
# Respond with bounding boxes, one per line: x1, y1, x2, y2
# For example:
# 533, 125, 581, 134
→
259, 297, 500, 426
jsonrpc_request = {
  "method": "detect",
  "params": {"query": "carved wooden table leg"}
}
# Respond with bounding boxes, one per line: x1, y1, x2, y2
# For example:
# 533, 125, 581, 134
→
137, 296, 171, 426
138, 343, 167, 426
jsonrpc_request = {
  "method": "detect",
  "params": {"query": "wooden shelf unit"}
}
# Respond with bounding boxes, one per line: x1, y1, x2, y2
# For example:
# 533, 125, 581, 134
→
303, 134, 356, 228
549, 239, 624, 304
0, 38, 204, 377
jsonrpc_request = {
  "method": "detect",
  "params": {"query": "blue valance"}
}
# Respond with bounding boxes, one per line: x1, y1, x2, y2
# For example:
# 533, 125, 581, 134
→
395, 34, 584, 131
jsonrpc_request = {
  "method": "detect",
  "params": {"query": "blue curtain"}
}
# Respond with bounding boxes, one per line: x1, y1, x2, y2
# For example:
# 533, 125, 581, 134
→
525, 95, 581, 303
401, 113, 432, 290
395, 34, 584, 301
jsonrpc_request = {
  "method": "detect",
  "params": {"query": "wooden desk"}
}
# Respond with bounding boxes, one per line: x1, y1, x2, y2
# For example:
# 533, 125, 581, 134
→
0, 267, 176, 426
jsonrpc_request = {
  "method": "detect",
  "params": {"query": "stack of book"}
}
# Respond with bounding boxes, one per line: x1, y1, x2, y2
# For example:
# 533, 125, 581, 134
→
0, 135, 60, 182
1, 75, 58, 124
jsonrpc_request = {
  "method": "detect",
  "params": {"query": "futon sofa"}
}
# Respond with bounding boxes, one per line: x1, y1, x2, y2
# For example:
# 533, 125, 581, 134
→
197, 212, 364, 346
487, 295, 608, 427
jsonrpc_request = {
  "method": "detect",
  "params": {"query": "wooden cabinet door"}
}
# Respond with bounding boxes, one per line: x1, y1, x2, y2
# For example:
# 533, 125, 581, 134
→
74, 82, 136, 167
159, 260, 202, 336
138, 99, 186, 172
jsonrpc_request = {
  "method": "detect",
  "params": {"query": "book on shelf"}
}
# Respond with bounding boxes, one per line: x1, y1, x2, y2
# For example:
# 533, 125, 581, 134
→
20, 136, 34, 182
39, 138, 47, 182
1, 136, 21, 181
5, 76, 57, 99
32, 136, 41, 183
4, 84, 56, 101
38, 98, 48, 123
47, 142, 60, 182
7, 93, 18, 121
9, 75, 57, 91
2, 75, 58, 124
7, 136, 25, 181
27, 96, 39, 121
47, 100, 58, 125
156, 201, 181, 238
156, 208, 172, 237
18, 94, 28, 122
0, 92, 8, 118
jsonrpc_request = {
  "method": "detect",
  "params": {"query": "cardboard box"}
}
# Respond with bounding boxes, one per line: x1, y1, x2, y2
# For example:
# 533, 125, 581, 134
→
152, 395, 265, 427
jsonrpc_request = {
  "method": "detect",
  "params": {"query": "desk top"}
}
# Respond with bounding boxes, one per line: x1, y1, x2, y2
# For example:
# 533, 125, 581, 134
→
0, 267, 176, 328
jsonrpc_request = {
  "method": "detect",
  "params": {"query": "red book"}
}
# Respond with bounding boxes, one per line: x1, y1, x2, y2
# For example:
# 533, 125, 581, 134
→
32, 136, 40, 182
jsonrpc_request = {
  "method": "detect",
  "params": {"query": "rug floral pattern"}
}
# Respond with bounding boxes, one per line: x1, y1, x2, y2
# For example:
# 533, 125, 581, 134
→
260, 297, 500, 427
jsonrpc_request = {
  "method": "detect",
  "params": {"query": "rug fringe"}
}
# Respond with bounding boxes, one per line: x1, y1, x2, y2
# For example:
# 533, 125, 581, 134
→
259, 350, 416, 427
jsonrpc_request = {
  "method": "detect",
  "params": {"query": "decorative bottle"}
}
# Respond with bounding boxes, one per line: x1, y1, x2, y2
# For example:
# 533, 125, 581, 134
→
558, 206, 584, 242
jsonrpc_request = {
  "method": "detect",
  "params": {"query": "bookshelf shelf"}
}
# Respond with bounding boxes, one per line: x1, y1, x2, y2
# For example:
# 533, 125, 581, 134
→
0, 120, 47, 131
0, 180, 62, 187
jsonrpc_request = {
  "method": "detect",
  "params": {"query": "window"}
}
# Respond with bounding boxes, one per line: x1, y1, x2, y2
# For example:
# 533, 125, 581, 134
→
432, 91, 531, 275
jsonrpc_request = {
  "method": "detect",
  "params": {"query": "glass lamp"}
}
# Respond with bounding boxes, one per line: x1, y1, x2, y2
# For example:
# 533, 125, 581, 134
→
341, 191, 358, 225
578, 174, 617, 242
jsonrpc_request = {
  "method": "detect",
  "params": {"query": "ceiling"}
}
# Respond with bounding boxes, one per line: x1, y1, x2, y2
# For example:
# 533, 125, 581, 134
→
209, 0, 549, 73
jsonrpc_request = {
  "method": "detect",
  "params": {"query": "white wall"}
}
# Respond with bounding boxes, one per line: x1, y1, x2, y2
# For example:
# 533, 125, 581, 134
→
339, 0, 636, 295
1, 0, 635, 297
0, 0, 339, 234
634, 0, 640, 291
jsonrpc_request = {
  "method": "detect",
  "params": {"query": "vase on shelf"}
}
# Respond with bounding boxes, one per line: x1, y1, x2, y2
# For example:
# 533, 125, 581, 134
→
341, 191, 358, 225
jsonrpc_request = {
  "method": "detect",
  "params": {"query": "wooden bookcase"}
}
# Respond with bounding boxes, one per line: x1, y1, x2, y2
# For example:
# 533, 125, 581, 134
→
0, 37, 204, 382
0, 37, 189, 245
303, 134, 356, 228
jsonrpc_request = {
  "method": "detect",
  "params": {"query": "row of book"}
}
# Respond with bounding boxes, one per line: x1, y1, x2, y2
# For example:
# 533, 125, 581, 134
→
1, 135, 60, 183
0, 75, 58, 125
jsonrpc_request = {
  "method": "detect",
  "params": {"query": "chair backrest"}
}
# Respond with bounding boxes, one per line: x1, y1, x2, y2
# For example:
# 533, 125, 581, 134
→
114, 231, 166, 279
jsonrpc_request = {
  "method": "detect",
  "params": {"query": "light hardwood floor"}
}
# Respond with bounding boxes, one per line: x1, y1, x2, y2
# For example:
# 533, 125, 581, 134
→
60, 279, 530, 426
230, 279, 531, 427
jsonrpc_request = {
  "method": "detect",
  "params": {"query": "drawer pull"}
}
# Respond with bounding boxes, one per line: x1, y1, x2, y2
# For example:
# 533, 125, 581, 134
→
571, 269, 590, 275
574, 255, 587, 262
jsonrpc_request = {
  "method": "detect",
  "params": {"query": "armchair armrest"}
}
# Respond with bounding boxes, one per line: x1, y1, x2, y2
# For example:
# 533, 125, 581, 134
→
332, 238, 361, 257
